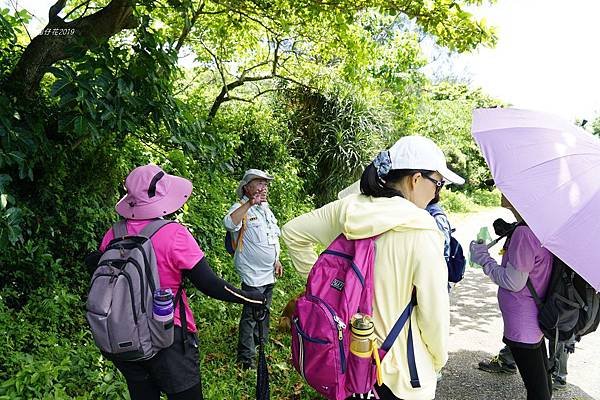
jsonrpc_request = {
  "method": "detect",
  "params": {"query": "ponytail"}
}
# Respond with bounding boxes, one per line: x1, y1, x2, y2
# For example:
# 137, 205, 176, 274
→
360, 163, 404, 198
360, 163, 435, 199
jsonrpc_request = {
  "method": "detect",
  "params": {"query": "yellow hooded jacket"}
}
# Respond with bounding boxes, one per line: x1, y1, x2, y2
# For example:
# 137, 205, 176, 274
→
281, 193, 449, 400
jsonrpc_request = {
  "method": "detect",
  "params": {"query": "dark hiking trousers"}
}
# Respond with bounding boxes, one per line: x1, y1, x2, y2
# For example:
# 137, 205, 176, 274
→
506, 338, 552, 400
113, 326, 203, 399
237, 282, 273, 365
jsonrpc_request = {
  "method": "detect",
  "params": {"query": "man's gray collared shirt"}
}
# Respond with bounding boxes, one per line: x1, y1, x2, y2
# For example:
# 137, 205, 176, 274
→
223, 198, 281, 287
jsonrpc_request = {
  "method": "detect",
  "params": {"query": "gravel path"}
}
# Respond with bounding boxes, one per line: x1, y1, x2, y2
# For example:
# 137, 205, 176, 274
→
435, 208, 599, 400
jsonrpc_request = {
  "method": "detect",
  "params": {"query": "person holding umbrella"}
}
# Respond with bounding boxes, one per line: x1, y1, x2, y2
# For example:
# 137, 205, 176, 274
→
470, 193, 554, 400
469, 107, 600, 399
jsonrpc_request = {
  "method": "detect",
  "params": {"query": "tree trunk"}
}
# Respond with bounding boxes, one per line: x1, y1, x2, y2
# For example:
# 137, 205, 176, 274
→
9, 0, 137, 98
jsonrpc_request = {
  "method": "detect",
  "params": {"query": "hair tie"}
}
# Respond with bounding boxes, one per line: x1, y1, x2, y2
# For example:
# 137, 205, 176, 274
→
373, 150, 391, 179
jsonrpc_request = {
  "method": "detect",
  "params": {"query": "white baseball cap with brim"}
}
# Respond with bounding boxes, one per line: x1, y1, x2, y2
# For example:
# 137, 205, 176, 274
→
388, 136, 465, 184
236, 168, 274, 198
116, 164, 193, 220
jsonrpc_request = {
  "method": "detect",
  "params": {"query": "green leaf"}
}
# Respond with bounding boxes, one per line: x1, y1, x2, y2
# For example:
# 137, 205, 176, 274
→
73, 116, 86, 135
46, 66, 68, 80
50, 79, 71, 97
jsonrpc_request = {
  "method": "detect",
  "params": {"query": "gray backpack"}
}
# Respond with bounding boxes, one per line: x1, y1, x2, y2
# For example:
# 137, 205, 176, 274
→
86, 219, 182, 361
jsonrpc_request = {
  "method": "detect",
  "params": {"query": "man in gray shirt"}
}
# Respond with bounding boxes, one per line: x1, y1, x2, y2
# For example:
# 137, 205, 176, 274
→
224, 169, 282, 369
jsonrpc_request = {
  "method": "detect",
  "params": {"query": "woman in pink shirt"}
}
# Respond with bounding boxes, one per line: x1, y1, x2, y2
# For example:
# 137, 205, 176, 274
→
470, 194, 553, 400
97, 164, 266, 400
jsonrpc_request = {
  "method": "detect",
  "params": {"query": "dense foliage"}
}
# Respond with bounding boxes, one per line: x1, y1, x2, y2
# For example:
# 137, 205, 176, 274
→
1, 1, 500, 398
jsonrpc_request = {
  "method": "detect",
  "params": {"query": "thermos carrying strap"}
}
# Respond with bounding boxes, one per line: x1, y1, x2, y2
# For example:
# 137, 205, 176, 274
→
173, 287, 187, 353
373, 339, 383, 386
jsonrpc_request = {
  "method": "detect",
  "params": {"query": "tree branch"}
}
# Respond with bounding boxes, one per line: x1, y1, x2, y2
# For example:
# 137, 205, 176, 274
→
215, 88, 284, 108
8, 0, 32, 40
239, 60, 270, 80
212, 0, 280, 36
174, 2, 205, 52
205, 37, 319, 120
274, 40, 283, 72
8, 0, 138, 98
63, 0, 93, 22
48, 0, 67, 23
174, 71, 203, 96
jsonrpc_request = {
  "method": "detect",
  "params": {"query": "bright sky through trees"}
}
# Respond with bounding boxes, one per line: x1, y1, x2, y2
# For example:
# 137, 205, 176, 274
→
447, 0, 600, 122
6, 0, 599, 121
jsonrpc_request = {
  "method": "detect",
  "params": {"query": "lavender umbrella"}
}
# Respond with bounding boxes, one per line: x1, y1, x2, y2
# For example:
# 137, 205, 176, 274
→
472, 108, 600, 291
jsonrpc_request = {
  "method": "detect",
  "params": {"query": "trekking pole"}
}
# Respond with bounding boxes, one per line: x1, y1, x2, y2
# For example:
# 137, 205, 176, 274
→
486, 236, 504, 249
487, 220, 519, 249
253, 306, 270, 400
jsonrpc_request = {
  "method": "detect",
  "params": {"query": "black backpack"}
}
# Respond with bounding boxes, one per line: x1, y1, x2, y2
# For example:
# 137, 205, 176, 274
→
430, 210, 466, 283
447, 234, 466, 283
225, 215, 246, 256
500, 222, 600, 343
527, 257, 600, 343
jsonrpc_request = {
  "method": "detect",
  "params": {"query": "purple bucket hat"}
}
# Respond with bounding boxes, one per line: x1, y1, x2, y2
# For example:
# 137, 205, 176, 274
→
115, 164, 193, 220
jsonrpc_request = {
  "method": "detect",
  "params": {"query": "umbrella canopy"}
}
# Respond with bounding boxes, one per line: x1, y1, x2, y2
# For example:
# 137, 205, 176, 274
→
472, 108, 600, 291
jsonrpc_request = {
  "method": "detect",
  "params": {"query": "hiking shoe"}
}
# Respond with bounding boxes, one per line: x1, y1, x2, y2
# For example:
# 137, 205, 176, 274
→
477, 356, 517, 374
552, 376, 567, 391
238, 359, 256, 370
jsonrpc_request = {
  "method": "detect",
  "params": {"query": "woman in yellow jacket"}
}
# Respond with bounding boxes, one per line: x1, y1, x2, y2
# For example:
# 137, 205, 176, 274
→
282, 136, 464, 400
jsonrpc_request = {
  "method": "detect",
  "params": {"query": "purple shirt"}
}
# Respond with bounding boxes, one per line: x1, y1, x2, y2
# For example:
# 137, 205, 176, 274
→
498, 225, 552, 344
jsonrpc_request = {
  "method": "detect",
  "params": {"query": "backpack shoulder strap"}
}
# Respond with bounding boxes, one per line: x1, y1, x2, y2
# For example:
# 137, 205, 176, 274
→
230, 199, 249, 253
232, 213, 248, 253
352, 235, 379, 315
526, 278, 543, 309
429, 209, 444, 219
112, 220, 128, 238
430, 210, 453, 231
380, 290, 420, 388
140, 219, 176, 238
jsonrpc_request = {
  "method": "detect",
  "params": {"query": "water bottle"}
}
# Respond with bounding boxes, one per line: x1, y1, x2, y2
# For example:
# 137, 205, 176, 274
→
153, 288, 174, 322
469, 226, 492, 268
350, 314, 374, 356
477, 226, 492, 245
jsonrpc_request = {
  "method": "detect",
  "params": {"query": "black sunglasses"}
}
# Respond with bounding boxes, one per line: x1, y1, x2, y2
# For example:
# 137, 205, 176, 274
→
422, 174, 445, 193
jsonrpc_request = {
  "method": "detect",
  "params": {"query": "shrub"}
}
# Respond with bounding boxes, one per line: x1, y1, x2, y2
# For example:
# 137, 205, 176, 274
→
470, 188, 501, 207
439, 189, 475, 213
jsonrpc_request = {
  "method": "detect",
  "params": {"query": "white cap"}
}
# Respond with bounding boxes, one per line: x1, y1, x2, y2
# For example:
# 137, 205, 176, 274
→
236, 168, 274, 198
387, 136, 465, 184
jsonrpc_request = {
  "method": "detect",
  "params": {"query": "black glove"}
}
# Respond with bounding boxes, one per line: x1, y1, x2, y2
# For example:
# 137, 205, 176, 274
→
84, 250, 102, 275
244, 289, 267, 308
245, 290, 268, 321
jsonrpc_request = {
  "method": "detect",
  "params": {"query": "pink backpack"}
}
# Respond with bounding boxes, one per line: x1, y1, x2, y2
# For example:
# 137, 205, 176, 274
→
291, 234, 420, 400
